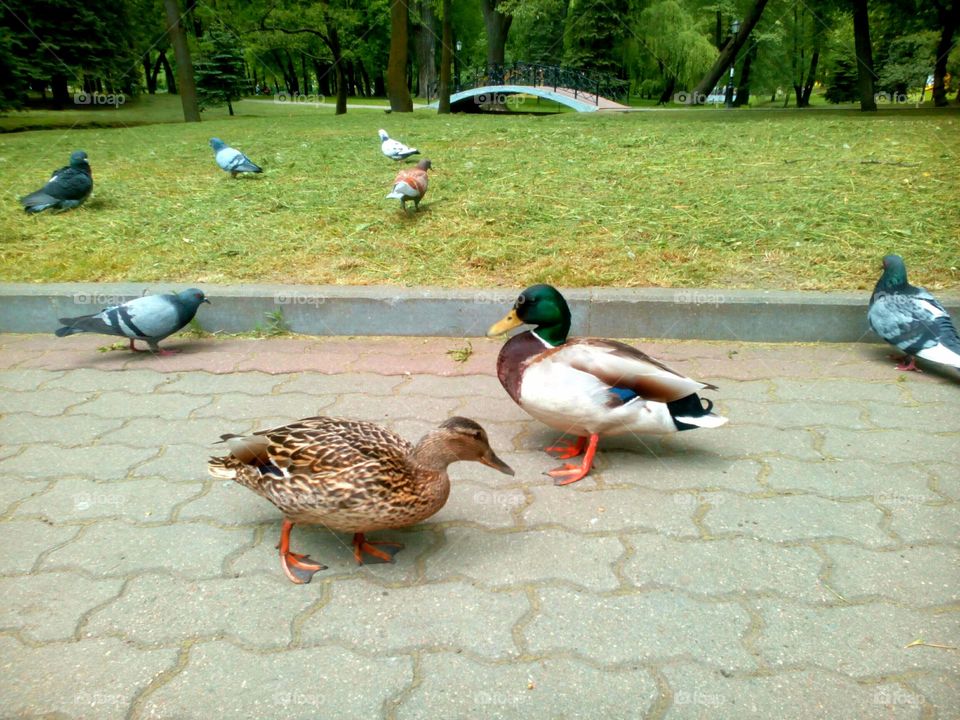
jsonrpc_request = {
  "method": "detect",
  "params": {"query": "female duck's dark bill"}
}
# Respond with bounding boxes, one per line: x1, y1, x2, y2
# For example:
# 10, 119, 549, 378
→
488, 309, 524, 337
479, 451, 515, 476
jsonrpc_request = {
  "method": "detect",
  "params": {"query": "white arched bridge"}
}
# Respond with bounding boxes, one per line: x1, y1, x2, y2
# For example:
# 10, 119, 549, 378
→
430, 62, 630, 113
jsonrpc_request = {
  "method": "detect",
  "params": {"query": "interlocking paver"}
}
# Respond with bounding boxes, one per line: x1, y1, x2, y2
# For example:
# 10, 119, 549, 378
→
84, 574, 316, 646
40, 521, 252, 578
0, 334, 956, 720
0, 572, 124, 642
424, 527, 623, 589
824, 544, 960, 606
754, 601, 960, 675
526, 588, 755, 668
14, 477, 202, 523
0, 444, 160, 481
397, 653, 658, 719
622, 536, 828, 602
660, 663, 923, 719
0, 636, 177, 720
0, 519, 81, 573
522, 485, 699, 536
299, 579, 529, 658
702, 493, 890, 546
140, 642, 411, 720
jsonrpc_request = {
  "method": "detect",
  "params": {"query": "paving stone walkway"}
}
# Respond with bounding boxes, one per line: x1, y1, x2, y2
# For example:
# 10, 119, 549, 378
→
0, 333, 957, 720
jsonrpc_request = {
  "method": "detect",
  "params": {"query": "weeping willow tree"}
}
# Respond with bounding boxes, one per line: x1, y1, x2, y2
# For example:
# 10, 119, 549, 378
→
639, 0, 718, 104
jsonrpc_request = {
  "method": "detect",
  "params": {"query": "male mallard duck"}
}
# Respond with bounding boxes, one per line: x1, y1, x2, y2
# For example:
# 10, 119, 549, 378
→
488, 284, 728, 485
868, 254, 960, 372
208, 416, 513, 584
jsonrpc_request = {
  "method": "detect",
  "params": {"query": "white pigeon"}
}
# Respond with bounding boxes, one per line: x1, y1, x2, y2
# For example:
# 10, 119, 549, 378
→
209, 138, 262, 177
379, 129, 420, 161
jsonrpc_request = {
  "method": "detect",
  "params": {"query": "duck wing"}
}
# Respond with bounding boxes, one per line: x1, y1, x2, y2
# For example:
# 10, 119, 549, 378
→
554, 338, 716, 403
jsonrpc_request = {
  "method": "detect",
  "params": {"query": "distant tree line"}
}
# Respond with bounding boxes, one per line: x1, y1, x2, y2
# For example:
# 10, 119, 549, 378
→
1, 0, 957, 116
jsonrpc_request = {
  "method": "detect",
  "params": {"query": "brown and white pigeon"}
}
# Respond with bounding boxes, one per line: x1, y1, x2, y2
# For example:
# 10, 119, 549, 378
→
386, 159, 431, 212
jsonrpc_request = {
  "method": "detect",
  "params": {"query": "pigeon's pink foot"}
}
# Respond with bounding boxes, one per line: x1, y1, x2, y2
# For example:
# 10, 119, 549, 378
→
155, 348, 180, 356
546, 434, 599, 486
545, 436, 587, 460
128, 339, 147, 353
894, 356, 920, 372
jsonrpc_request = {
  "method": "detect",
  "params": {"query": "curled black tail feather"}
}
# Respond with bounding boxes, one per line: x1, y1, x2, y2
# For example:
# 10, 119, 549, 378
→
667, 393, 724, 432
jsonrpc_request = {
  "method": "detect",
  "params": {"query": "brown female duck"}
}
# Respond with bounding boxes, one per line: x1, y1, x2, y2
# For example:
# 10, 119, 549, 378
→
208, 416, 513, 583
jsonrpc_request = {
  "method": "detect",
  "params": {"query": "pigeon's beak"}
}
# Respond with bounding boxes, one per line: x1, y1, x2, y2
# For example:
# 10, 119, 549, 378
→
202, 298, 211, 305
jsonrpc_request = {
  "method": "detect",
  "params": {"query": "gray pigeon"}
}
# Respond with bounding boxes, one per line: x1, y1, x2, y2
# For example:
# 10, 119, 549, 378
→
868, 254, 960, 372
21, 150, 93, 213
55, 289, 210, 355
209, 138, 262, 177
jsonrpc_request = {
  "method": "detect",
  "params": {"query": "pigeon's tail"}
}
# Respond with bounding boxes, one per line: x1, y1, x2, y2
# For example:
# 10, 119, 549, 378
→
55, 314, 117, 337
387, 181, 419, 200
237, 160, 262, 173
21, 192, 58, 214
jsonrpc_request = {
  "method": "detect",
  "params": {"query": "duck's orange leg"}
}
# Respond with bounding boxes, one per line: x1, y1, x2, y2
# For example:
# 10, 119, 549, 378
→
277, 519, 326, 584
546, 434, 600, 486
352, 533, 404, 564
545, 435, 587, 460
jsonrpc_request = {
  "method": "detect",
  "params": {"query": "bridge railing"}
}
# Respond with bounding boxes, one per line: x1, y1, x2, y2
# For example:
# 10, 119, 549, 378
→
462, 62, 629, 105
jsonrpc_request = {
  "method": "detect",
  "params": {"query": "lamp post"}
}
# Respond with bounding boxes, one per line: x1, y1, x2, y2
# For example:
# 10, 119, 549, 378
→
454, 40, 462, 92
724, 19, 740, 108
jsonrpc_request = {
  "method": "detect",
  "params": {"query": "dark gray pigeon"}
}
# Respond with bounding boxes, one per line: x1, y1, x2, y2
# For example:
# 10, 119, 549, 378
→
55, 289, 210, 355
209, 138, 262, 177
21, 150, 93, 213
868, 254, 960, 372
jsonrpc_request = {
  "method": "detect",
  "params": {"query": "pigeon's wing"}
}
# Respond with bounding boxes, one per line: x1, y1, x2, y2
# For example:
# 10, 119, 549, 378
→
43, 167, 92, 201
117, 294, 185, 339
216, 147, 261, 173
869, 290, 960, 361
381, 139, 418, 159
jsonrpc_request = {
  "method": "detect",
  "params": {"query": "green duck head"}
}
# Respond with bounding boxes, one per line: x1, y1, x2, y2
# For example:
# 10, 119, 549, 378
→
487, 284, 572, 347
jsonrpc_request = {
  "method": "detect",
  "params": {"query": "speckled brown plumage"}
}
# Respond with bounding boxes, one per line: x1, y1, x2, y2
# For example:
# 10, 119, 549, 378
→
208, 415, 513, 583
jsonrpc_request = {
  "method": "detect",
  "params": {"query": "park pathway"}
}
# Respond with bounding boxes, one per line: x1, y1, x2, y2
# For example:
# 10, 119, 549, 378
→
0, 333, 957, 719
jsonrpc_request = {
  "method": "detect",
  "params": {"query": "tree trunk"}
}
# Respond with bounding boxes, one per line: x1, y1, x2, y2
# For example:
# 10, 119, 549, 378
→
157, 50, 176, 93
481, 0, 513, 66
851, 0, 877, 111
438, 0, 453, 113
358, 59, 372, 97
693, 0, 770, 102
800, 43, 820, 107
733, 43, 757, 107
414, 0, 437, 99
301, 53, 310, 94
715, 10, 723, 48
285, 50, 300, 94
330, 26, 347, 115
932, 1, 959, 107
163, 0, 200, 121
312, 60, 332, 97
657, 76, 676, 105
375, 72, 386, 97
50, 74, 69, 107
388, 0, 413, 111
143, 54, 156, 94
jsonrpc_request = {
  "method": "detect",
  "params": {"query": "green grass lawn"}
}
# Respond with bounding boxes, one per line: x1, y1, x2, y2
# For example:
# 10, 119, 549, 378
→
0, 95, 957, 291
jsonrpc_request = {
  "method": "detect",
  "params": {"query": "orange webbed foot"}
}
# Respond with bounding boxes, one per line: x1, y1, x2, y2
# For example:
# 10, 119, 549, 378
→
352, 533, 404, 565
544, 436, 587, 460
277, 519, 326, 584
544, 434, 599, 486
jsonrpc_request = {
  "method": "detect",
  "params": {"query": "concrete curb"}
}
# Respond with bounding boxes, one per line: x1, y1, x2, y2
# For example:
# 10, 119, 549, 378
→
3, 283, 959, 343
